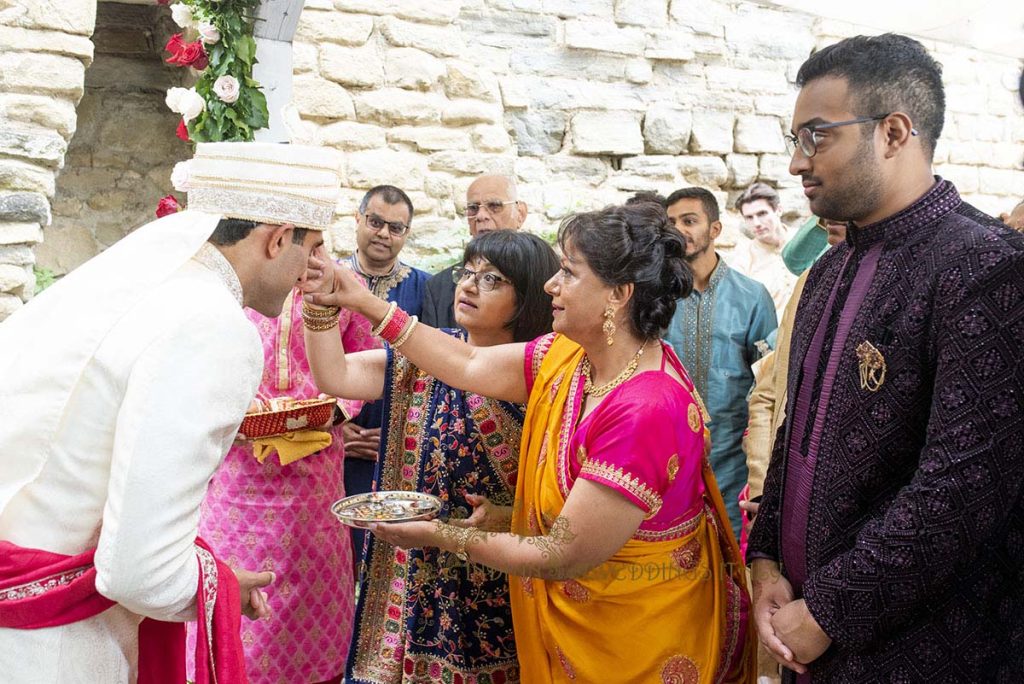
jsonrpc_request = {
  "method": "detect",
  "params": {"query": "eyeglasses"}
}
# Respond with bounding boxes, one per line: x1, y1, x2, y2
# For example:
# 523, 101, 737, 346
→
464, 200, 517, 218
785, 114, 915, 158
362, 212, 409, 237
452, 266, 509, 292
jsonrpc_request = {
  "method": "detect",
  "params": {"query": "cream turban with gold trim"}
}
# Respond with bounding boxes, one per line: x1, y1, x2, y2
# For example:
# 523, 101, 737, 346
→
178, 142, 343, 230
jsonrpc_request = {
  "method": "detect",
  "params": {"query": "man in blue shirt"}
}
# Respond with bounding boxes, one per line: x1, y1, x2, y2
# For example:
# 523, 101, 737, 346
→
344, 185, 431, 565
663, 187, 777, 539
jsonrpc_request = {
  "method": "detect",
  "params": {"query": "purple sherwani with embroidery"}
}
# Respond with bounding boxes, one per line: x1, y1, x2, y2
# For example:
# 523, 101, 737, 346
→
748, 180, 1024, 681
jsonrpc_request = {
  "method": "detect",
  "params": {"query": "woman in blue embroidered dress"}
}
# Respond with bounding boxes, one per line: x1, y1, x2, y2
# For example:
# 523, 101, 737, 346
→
310, 231, 559, 684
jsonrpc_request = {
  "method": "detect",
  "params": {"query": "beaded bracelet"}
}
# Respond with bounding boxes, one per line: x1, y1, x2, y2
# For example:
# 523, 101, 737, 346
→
370, 301, 398, 337
391, 316, 418, 349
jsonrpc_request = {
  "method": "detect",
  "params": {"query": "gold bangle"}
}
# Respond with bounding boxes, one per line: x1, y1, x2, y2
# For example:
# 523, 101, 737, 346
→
302, 302, 340, 317
303, 314, 338, 331
370, 301, 398, 336
391, 316, 418, 349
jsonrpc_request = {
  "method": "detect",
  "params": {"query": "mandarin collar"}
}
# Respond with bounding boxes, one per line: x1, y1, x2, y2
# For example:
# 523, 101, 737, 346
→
193, 242, 243, 306
844, 177, 961, 250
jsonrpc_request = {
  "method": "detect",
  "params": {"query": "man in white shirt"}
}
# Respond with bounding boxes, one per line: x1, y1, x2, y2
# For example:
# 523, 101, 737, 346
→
730, 182, 798, 320
0, 141, 343, 682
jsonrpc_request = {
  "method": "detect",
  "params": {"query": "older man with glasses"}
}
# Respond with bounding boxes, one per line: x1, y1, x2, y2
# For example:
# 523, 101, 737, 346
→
420, 174, 528, 329
344, 185, 432, 574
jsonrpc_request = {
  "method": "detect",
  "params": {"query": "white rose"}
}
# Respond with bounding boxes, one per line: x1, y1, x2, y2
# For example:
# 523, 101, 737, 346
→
197, 21, 221, 45
178, 87, 206, 123
165, 86, 188, 114
213, 75, 240, 104
171, 161, 193, 193
170, 3, 194, 28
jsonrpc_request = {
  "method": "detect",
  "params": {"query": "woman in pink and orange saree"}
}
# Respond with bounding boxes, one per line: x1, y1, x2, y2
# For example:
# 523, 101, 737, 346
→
305, 203, 756, 684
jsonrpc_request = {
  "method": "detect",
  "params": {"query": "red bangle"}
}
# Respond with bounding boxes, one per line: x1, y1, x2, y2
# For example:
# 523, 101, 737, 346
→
379, 307, 410, 344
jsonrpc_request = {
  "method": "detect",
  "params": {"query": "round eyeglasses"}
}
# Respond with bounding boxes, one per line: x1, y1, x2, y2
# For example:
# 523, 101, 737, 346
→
784, 114, 910, 158
452, 266, 509, 292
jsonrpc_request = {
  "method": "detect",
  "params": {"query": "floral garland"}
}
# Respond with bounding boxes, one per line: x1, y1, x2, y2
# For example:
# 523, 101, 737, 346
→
157, 0, 269, 217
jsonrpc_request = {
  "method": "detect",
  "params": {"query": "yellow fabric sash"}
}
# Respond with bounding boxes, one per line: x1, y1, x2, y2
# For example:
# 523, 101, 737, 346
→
251, 430, 332, 466
510, 335, 755, 683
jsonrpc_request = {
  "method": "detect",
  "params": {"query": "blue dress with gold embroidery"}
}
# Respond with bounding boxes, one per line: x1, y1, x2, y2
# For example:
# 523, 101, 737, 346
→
346, 330, 524, 684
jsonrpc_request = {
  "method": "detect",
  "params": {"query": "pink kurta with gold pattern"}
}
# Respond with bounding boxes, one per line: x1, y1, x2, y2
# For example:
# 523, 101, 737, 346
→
188, 285, 380, 683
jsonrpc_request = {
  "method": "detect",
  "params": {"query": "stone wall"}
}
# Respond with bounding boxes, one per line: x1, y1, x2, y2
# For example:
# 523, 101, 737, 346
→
35, 2, 186, 276
287, 0, 1024, 267
0, 0, 95, 318
0, 0, 1021, 321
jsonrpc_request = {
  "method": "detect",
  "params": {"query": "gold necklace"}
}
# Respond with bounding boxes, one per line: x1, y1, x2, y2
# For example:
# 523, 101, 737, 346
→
581, 341, 647, 398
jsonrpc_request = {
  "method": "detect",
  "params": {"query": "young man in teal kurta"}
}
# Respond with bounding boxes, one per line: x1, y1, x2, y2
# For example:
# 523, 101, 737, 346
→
663, 187, 777, 539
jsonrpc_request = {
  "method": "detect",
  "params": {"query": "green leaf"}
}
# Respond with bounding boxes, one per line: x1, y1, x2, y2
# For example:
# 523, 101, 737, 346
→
244, 88, 269, 128
33, 266, 58, 295
209, 42, 225, 65
235, 35, 255, 66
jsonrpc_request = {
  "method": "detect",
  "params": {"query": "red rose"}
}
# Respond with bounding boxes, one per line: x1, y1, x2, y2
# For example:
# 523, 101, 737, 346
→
165, 32, 184, 55
155, 195, 182, 218
156, 0, 170, 4
165, 33, 209, 70
175, 119, 189, 142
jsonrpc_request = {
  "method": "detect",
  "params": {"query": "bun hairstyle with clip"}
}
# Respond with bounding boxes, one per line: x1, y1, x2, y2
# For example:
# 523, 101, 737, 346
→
558, 202, 692, 338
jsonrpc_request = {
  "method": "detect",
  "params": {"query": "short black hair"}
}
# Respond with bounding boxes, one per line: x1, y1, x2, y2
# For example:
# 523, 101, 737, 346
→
735, 182, 780, 212
208, 218, 310, 246
665, 187, 720, 224
625, 190, 666, 207
358, 185, 414, 223
558, 203, 693, 339
796, 33, 945, 158
462, 231, 558, 342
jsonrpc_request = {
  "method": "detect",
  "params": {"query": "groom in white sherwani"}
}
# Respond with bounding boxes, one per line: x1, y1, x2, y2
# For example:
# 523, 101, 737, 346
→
0, 141, 343, 683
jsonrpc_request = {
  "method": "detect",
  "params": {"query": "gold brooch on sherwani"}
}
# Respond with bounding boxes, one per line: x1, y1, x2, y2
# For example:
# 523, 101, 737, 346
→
856, 340, 887, 392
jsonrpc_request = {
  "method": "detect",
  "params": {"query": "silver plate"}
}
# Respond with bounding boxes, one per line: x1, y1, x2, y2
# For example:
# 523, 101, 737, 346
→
330, 491, 442, 527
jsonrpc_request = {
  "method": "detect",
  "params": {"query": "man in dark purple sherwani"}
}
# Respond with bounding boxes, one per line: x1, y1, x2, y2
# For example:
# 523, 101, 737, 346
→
748, 33, 1024, 682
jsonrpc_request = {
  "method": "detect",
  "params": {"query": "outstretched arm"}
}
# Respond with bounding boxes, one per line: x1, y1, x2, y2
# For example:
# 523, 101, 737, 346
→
304, 330, 388, 402
305, 256, 529, 404
370, 479, 645, 581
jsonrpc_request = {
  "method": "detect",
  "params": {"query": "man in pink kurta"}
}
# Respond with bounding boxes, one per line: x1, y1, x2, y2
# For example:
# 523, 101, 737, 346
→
189, 284, 379, 684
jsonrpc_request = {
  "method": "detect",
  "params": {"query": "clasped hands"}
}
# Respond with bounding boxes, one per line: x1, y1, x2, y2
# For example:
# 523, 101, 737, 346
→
751, 559, 832, 674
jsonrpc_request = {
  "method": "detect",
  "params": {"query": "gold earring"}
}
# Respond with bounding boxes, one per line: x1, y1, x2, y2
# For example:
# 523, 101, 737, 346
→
603, 305, 616, 346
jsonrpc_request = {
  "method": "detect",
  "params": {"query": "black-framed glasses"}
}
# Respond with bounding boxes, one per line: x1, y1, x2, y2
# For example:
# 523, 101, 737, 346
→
452, 266, 509, 291
464, 200, 517, 218
785, 114, 897, 158
362, 212, 409, 237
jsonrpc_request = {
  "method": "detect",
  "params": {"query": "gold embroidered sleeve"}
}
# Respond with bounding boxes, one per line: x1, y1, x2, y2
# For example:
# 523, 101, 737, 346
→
578, 459, 663, 517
